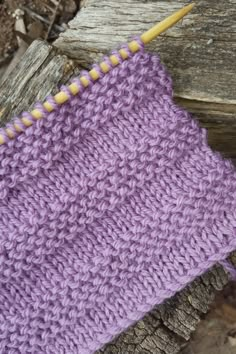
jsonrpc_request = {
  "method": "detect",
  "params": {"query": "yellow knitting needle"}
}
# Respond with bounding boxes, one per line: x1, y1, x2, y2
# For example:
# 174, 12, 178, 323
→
53, 3, 195, 108
5, 3, 195, 142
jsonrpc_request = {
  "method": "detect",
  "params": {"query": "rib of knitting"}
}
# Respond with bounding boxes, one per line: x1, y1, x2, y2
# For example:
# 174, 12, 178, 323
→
0, 44, 236, 354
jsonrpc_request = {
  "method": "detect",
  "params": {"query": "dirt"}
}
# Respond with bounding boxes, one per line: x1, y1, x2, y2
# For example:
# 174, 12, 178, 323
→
0, 0, 80, 60
0, 2, 17, 58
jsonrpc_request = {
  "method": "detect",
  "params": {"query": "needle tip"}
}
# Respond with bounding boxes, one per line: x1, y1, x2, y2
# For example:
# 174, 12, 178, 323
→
141, 3, 195, 45
187, 2, 196, 10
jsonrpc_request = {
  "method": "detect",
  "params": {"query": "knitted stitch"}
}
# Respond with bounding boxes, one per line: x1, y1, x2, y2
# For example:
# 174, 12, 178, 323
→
0, 47, 236, 354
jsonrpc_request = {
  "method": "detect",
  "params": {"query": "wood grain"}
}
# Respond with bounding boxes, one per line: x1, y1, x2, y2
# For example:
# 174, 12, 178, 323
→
0, 40, 81, 125
98, 266, 229, 354
55, 0, 236, 104
54, 0, 236, 159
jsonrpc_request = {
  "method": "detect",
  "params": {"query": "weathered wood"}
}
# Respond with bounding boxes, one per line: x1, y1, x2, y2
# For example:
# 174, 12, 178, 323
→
176, 99, 236, 159
98, 265, 229, 354
0, 40, 81, 126
0, 1, 235, 353
55, 0, 236, 159
55, 0, 236, 104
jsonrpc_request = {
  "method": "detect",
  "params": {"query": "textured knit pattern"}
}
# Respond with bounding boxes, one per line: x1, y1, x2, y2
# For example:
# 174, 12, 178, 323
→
0, 48, 236, 354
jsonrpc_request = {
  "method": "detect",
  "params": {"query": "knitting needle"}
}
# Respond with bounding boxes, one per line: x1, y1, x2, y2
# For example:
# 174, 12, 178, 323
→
2, 3, 195, 143
51, 3, 195, 109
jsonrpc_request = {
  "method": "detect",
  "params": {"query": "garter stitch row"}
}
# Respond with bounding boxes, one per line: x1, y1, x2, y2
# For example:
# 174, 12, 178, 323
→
0, 46, 236, 353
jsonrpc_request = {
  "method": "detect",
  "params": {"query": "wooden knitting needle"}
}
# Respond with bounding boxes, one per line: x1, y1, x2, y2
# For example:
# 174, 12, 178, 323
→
45, 3, 195, 110
4, 3, 195, 143
132, 3, 195, 52
40, 3, 195, 115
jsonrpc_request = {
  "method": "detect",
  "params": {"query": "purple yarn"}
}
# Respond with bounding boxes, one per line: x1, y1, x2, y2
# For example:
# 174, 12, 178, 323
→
0, 49, 236, 353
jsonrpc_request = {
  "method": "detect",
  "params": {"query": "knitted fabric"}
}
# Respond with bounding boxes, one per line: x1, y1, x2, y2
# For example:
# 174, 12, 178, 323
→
0, 47, 236, 354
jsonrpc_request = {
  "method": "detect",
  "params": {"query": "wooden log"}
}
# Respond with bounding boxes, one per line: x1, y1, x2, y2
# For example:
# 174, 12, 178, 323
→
55, 0, 236, 159
98, 265, 229, 354
0, 40, 81, 125
0, 1, 235, 353
55, 0, 236, 104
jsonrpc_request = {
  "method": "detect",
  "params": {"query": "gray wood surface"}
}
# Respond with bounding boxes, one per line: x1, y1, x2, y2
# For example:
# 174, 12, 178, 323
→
98, 265, 230, 354
0, 1, 235, 353
0, 40, 81, 126
56, 0, 236, 103
55, 0, 236, 159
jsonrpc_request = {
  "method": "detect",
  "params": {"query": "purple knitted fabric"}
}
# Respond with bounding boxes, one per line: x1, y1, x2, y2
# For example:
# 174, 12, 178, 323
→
0, 47, 236, 354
